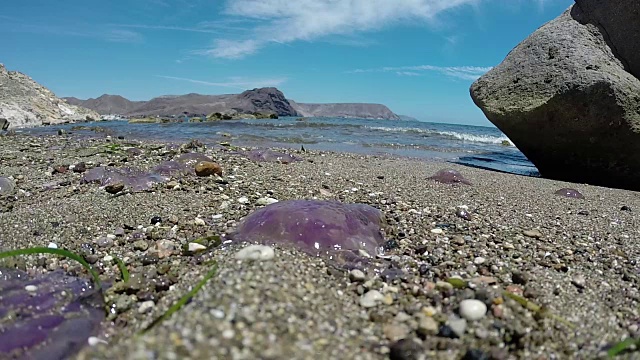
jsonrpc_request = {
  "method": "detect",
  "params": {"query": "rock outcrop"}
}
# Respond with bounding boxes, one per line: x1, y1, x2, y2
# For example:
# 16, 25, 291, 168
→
470, 3, 640, 191
67, 88, 403, 120
290, 101, 400, 120
0, 64, 99, 129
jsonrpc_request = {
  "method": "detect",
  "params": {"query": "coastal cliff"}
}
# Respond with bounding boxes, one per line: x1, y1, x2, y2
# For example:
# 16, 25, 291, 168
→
0, 64, 99, 129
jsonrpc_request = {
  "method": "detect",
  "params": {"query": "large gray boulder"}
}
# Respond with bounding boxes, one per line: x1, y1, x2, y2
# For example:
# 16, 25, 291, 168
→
470, 3, 640, 190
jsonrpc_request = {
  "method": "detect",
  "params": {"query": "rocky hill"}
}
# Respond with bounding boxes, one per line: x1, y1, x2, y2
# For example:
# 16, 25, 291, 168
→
290, 101, 400, 120
65, 88, 402, 120
0, 64, 99, 129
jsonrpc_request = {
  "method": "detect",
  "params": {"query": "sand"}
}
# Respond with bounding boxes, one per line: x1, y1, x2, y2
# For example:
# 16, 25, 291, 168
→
1, 131, 639, 360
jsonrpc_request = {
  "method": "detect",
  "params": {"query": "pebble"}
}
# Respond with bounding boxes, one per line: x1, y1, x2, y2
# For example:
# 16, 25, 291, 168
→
360, 290, 385, 308
571, 274, 586, 289
150, 216, 162, 225
104, 182, 125, 194
137, 300, 155, 314
97, 236, 114, 248
235, 245, 275, 261
194, 161, 222, 177
132, 240, 149, 251
349, 269, 366, 282
193, 217, 206, 226
47, 242, 58, 249
430, 228, 444, 234
187, 242, 207, 253
448, 318, 468, 337
523, 229, 542, 238
24, 285, 37, 292
103, 255, 113, 262
473, 256, 486, 265
256, 197, 279, 205
459, 299, 488, 321
416, 315, 439, 336
383, 323, 410, 342
237, 196, 249, 204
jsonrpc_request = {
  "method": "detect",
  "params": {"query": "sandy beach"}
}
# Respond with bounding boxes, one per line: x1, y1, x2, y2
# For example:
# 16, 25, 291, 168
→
1, 131, 639, 360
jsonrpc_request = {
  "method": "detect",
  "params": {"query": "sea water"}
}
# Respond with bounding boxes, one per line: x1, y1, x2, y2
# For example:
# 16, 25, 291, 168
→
23, 117, 540, 177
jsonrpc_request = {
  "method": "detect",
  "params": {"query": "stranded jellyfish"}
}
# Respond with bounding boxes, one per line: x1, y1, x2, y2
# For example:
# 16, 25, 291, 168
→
228, 200, 387, 262
244, 149, 302, 164
554, 188, 584, 199
81, 166, 169, 192
0, 268, 105, 360
428, 169, 472, 185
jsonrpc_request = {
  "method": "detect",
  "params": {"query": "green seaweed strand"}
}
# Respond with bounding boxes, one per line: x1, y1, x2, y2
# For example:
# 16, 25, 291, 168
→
141, 262, 219, 333
113, 256, 130, 282
0, 247, 102, 288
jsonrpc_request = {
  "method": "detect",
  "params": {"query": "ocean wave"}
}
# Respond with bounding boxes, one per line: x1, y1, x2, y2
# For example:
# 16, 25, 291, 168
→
364, 126, 512, 145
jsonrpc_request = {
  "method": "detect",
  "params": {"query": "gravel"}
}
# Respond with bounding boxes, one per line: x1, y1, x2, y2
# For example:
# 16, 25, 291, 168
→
1, 131, 639, 359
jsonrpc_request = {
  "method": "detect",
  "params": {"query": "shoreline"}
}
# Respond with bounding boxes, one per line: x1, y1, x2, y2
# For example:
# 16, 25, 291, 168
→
1, 132, 639, 359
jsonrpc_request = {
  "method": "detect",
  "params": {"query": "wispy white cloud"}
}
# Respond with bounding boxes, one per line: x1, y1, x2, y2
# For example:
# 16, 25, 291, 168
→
105, 29, 144, 43
350, 65, 492, 80
0, 22, 143, 43
396, 71, 422, 76
202, 0, 483, 59
112, 24, 222, 34
155, 75, 287, 89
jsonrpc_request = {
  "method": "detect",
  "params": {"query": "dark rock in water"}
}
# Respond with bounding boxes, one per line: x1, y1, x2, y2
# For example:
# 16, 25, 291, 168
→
554, 188, 584, 199
470, 2, 640, 190
244, 149, 302, 164
428, 169, 471, 185
228, 200, 387, 262
0, 268, 105, 360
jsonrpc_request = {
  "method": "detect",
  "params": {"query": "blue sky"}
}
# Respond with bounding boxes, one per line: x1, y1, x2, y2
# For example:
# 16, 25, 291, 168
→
1, 0, 573, 126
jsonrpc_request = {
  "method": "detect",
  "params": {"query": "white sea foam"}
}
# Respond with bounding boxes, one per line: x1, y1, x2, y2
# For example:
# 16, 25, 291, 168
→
365, 126, 513, 145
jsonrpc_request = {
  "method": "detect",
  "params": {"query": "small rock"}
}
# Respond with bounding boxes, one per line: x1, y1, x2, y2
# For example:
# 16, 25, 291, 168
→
187, 242, 207, 253
430, 228, 443, 234
360, 290, 385, 308
105, 182, 124, 194
132, 240, 149, 251
511, 270, 529, 285
24, 285, 37, 292
138, 300, 155, 314
571, 274, 586, 290
194, 217, 206, 226
150, 216, 162, 225
72, 162, 87, 173
448, 318, 468, 338
349, 269, 366, 282
473, 257, 486, 265
462, 349, 490, 360
47, 242, 58, 249
256, 197, 279, 205
522, 229, 542, 238
96, 236, 114, 248
235, 245, 275, 261
114, 227, 125, 237
456, 208, 472, 221
383, 323, 410, 342
416, 315, 439, 336
389, 338, 423, 360
237, 196, 249, 204
621, 205, 632, 211
194, 161, 223, 177
459, 299, 487, 321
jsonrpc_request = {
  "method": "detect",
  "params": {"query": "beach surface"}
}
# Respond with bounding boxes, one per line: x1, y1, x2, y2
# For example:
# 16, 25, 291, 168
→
1, 132, 639, 359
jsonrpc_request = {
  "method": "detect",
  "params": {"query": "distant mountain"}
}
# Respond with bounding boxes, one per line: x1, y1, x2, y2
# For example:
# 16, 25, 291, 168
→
65, 87, 402, 120
0, 64, 99, 128
290, 101, 400, 120
64, 94, 141, 115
